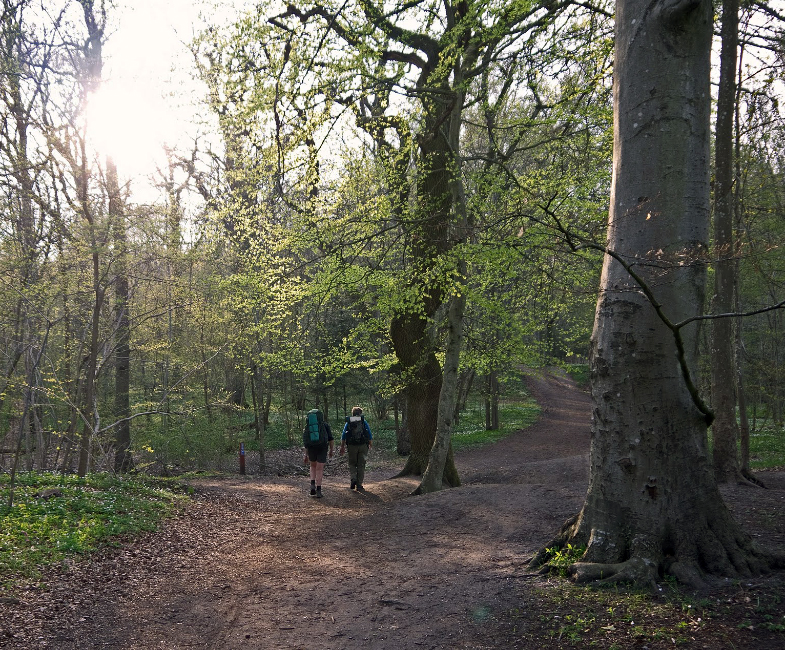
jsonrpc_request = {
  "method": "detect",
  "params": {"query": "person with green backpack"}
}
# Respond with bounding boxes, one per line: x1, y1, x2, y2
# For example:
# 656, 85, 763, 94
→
302, 408, 334, 498
339, 406, 373, 490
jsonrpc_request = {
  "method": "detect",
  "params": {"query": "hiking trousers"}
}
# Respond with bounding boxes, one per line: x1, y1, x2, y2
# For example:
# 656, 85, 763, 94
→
347, 443, 369, 485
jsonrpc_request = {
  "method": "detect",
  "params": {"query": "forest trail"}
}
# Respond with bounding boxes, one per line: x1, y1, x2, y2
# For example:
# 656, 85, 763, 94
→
3, 370, 784, 649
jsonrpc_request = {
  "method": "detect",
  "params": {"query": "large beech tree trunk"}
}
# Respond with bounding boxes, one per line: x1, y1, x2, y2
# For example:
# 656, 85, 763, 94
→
389, 73, 461, 486
390, 307, 459, 486
532, 0, 774, 587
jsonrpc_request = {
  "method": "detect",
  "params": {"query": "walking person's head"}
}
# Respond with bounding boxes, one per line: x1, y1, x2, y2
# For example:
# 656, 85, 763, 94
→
351, 406, 363, 417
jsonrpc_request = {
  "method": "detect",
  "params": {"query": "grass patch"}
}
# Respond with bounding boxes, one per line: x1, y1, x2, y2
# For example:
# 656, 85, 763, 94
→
0, 472, 187, 595
451, 400, 540, 451
749, 426, 785, 470
508, 577, 785, 649
564, 363, 590, 388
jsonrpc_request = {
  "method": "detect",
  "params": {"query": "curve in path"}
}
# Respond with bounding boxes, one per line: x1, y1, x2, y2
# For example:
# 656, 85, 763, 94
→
5, 370, 593, 650
458, 368, 591, 486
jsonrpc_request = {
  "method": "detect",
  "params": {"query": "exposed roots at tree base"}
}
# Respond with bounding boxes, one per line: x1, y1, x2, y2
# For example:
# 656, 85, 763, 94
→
741, 468, 767, 488
568, 557, 658, 588
393, 453, 461, 489
529, 512, 783, 590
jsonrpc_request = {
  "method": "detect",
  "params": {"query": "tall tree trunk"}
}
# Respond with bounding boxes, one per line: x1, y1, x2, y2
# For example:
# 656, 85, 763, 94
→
390, 317, 444, 475
733, 40, 753, 481
711, 0, 742, 483
77, 0, 106, 477
2, 6, 41, 469
109, 156, 132, 473
532, 0, 773, 587
251, 365, 265, 472
78, 247, 103, 477
6, 325, 50, 510
389, 75, 460, 484
415, 268, 466, 494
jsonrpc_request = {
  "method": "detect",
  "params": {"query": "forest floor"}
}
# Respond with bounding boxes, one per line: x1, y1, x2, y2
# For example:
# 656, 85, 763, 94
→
2, 370, 785, 649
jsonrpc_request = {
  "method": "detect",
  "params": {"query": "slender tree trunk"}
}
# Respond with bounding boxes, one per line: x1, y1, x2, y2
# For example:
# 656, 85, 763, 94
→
395, 396, 410, 456
251, 365, 265, 472
6, 325, 50, 511
76, 0, 106, 478
109, 156, 133, 473
491, 373, 499, 430
484, 373, 500, 430
484, 375, 491, 431
532, 0, 774, 587
452, 369, 474, 426
733, 40, 754, 481
78, 249, 103, 477
711, 0, 742, 483
415, 270, 466, 494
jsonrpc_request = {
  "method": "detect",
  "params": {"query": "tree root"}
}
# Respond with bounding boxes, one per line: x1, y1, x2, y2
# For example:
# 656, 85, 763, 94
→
569, 557, 658, 589
528, 513, 579, 571
740, 468, 766, 488
529, 510, 781, 590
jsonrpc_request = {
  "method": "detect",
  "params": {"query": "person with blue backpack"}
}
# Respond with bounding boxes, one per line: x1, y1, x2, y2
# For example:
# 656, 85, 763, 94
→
339, 405, 373, 490
302, 408, 333, 498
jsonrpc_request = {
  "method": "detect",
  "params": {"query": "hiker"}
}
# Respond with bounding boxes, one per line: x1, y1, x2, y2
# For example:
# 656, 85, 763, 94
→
339, 406, 373, 490
302, 408, 334, 498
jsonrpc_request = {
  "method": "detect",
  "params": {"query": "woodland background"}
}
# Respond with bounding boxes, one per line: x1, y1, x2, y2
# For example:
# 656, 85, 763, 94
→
0, 0, 782, 481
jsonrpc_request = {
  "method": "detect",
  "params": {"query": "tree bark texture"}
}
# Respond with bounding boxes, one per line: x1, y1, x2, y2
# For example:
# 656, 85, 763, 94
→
533, 0, 773, 587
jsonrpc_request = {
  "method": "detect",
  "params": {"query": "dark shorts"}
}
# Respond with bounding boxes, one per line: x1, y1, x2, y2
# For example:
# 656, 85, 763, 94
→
306, 445, 328, 463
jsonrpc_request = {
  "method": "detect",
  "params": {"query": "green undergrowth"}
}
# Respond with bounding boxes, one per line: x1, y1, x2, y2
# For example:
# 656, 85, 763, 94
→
450, 401, 540, 452
0, 472, 188, 595
498, 577, 785, 648
543, 543, 587, 577
564, 363, 590, 388
749, 426, 785, 470
332, 388, 540, 456
705, 424, 785, 471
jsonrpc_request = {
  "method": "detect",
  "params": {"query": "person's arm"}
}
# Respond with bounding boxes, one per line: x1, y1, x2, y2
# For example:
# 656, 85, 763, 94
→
327, 423, 334, 458
339, 422, 347, 455
366, 421, 372, 449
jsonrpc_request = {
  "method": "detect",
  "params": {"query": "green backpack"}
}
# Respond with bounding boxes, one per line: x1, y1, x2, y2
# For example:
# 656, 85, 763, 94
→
305, 409, 327, 447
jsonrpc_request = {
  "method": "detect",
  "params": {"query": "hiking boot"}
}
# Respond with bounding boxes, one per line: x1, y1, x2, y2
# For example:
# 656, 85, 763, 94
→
356, 484, 364, 491
350, 480, 356, 490
316, 487, 323, 498
310, 486, 316, 496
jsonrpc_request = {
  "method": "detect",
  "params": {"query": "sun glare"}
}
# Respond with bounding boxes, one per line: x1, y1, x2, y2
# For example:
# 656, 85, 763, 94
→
85, 81, 174, 178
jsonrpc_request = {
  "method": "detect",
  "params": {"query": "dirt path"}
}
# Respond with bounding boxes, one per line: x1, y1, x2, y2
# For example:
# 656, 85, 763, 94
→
3, 371, 784, 649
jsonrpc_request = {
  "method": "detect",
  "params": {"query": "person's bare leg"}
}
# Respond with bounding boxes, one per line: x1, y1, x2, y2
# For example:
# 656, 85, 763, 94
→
309, 461, 318, 495
314, 461, 325, 487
